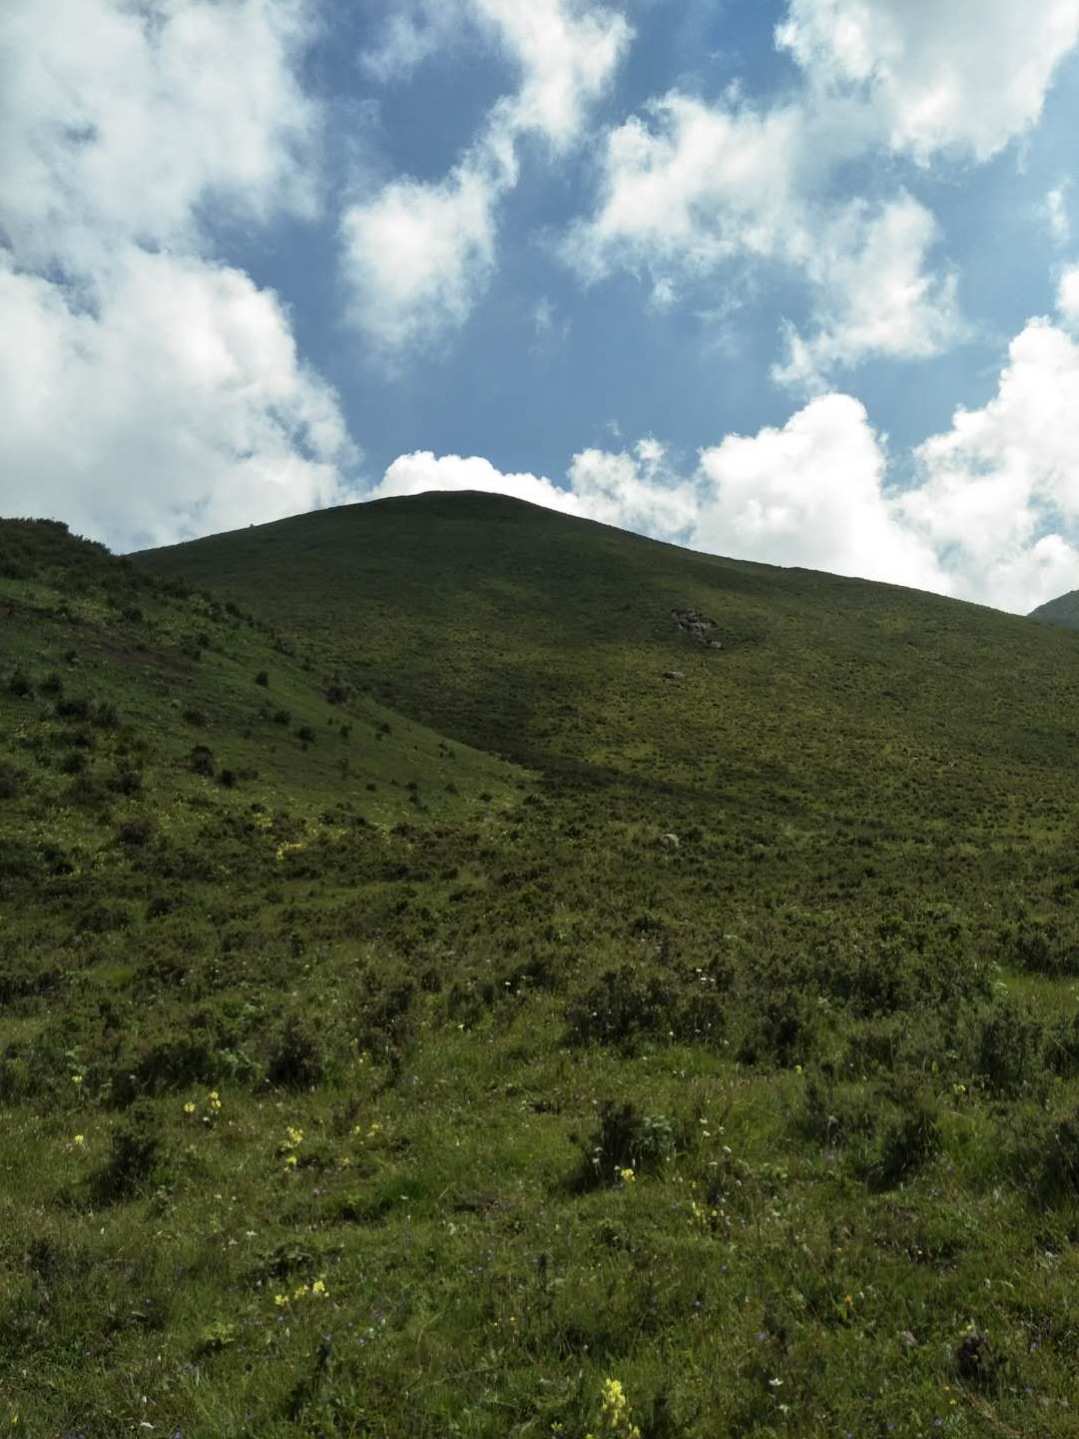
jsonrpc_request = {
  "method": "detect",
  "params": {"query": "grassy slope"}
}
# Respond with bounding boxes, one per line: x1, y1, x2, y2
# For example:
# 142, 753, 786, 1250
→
1030, 588, 1079, 631
141, 491, 1079, 832
4, 501, 1079, 1436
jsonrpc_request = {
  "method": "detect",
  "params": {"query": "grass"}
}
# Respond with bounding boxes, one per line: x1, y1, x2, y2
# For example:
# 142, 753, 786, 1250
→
2, 499, 1079, 1435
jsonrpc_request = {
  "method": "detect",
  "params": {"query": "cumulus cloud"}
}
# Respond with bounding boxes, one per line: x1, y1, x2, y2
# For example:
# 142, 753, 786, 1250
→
773, 194, 961, 391
0, 0, 356, 548
902, 313, 1079, 610
1057, 265, 1079, 325
0, 252, 353, 553
375, 283, 1079, 613
362, 0, 630, 148
565, 93, 807, 279
1047, 185, 1073, 247
472, 0, 632, 149
693, 396, 947, 591
776, 0, 1079, 163
344, 0, 629, 354
567, 93, 960, 388
371, 437, 697, 539
0, 0, 321, 273
567, 0, 1079, 388
340, 147, 509, 357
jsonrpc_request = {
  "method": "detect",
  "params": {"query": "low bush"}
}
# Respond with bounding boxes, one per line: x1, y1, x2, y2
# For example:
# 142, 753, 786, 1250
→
190, 745, 215, 777
864, 1081, 942, 1190
116, 815, 156, 847
571, 1100, 677, 1190
91, 1102, 166, 1203
266, 1014, 325, 1090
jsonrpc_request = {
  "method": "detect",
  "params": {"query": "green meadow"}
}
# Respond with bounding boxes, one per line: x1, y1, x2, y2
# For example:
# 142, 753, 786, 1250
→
3, 496, 1079, 1436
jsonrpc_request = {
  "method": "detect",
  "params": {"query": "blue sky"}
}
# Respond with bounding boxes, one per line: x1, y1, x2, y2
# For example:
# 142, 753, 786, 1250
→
5, 1, 1079, 612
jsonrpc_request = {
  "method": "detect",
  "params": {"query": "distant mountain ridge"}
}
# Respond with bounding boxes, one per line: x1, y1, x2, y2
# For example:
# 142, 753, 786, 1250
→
1029, 588, 1079, 629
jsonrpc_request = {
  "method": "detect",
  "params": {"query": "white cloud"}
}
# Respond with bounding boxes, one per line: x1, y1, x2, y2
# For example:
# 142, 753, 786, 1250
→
340, 150, 508, 357
567, 96, 960, 388
346, 0, 629, 354
372, 450, 582, 515
568, 441, 700, 537
372, 399, 946, 597
902, 314, 1079, 610
473, 0, 632, 150
776, 0, 1079, 162
691, 397, 946, 590
0, 0, 356, 549
565, 93, 807, 279
372, 438, 697, 539
773, 194, 961, 391
362, 0, 630, 148
0, 0, 321, 274
376, 291, 1079, 613
1057, 265, 1079, 325
1047, 184, 1073, 246
567, 1, 1079, 385
0, 252, 353, 552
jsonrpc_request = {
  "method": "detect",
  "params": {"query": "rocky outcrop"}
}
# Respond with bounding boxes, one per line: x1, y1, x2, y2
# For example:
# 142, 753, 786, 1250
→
671, 608, 721, 648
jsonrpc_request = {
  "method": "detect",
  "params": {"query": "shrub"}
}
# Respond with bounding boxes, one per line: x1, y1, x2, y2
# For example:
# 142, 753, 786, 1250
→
6, 668, 32, 698
266, 1015, 324, 1090
183, 707, 208, 727
272, 708, 291, 726
1018, 1108, 1079, 1205
92, 700, 120, 729
736, 988, 819, 1069
1009, 917, 1079, 978
64, 773, 107, 809
0, 762, 24, 799
800, 1072, 876, 1147
972, 1002, 1047, 1099
218, 768, 238, 788
189, 745, 215, 777
865, 1082, 941, 1190
59, 750, 87, 776
255, 670, 269, 687
116, 815, 155, 847
92, 1102, 165, 1203
295, 725, 316, 745
108, 765, 143, 796
565, 966, 675, 1052
55, 695, 91, 721
572, 1100, 676, 1190
39, 671, 63, 697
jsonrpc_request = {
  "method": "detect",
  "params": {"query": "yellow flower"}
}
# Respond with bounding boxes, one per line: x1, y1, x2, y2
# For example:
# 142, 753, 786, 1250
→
274, 1293, 289, 1308
208, 1090, 222, 1111
619, 1168, 636, 1184
183, 1102, 196, 1115
293, 1283, 309, 1301
71, 1074, 83, 1086
312, 1278, 328, 1297
284, 1154, 298, 1169
73, 1134, 85, 1147
286, 1126, 303, 1147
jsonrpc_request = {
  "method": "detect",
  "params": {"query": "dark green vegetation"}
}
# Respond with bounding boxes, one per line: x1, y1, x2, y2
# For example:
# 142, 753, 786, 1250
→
4, 496, 1079, 1436
1030, 587, 1079, 632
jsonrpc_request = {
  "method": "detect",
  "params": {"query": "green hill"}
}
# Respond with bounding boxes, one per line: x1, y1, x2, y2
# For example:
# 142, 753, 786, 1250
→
1030, 587, 1079, 630
139, 490, 1079, 832
4, 497, 1079, 1436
